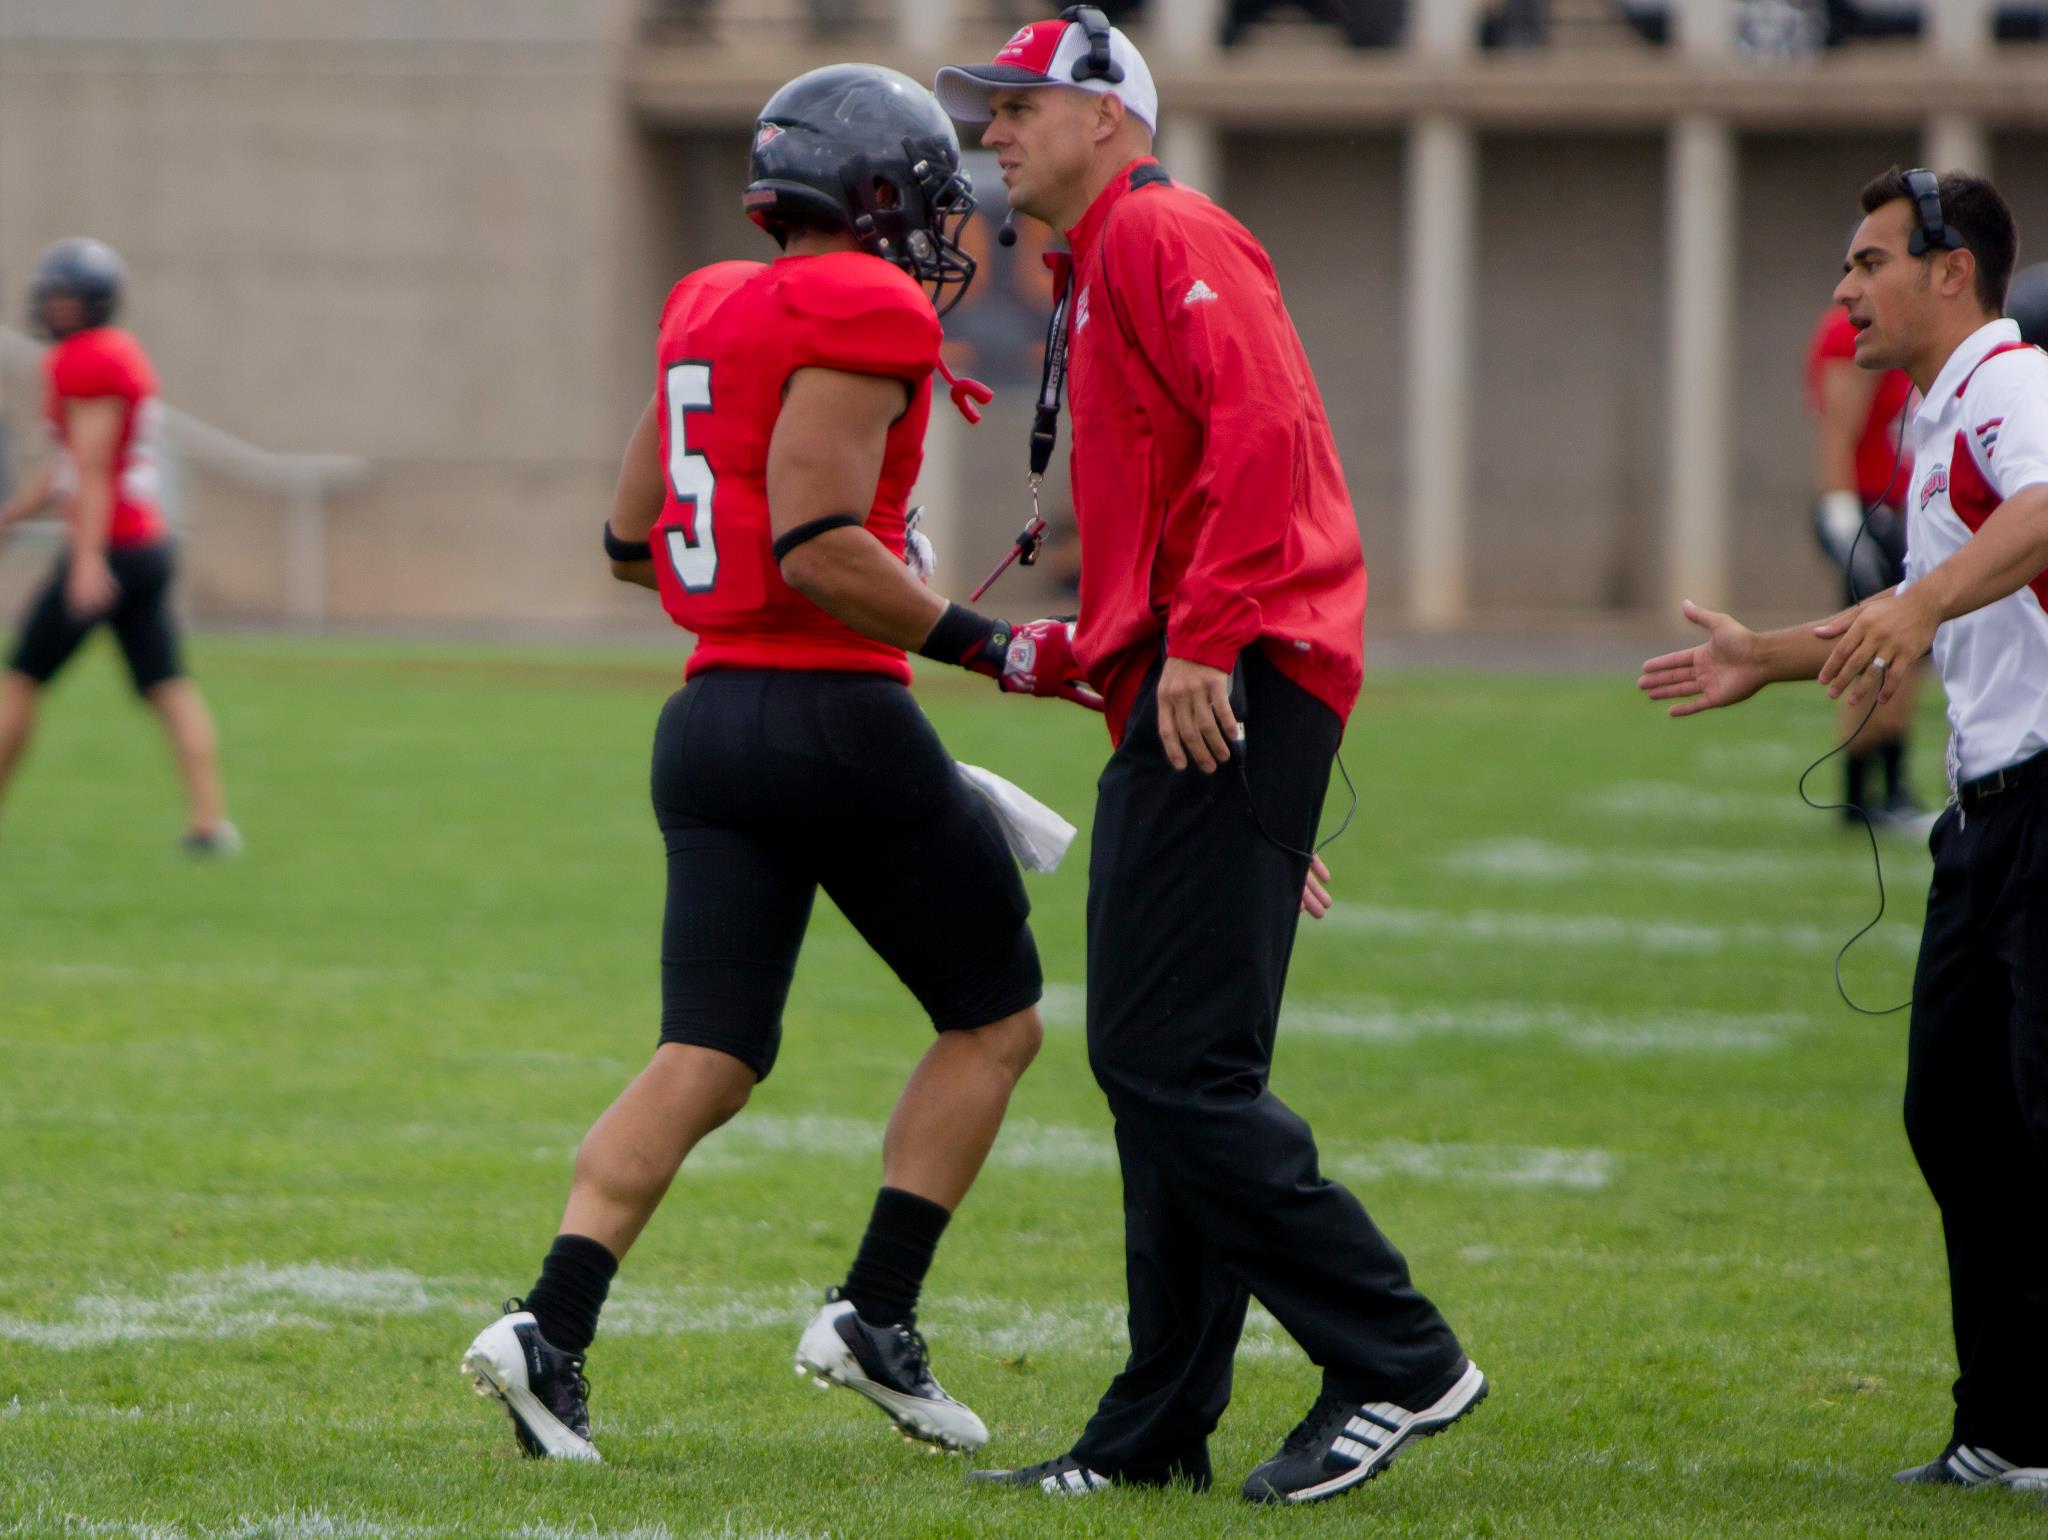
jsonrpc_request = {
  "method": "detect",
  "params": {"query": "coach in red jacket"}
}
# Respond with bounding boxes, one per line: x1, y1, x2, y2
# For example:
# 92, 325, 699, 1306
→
938, 10, 1486, 1506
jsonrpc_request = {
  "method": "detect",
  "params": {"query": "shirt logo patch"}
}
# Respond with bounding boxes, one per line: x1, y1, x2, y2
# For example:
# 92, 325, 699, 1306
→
1183, 278, 1219, 306
1919, 464, 1948, 512
1975, 417, 2003, 457
1074, 285, 1092, 335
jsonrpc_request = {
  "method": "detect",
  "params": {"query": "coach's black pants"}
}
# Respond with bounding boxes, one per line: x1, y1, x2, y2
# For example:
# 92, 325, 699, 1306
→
1070, 649, 1465, 1482
1905, 759, 2048, 1463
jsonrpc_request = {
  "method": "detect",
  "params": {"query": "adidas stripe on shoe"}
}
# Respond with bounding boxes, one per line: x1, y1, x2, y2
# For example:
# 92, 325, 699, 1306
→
968, 1453, 1114, 1495
1896, 1442, 2048, 1490
1242, 1358, 1488, 1505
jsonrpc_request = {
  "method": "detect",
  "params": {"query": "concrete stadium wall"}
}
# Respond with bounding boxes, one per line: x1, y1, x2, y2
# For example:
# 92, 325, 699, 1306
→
0, 3, 676, 629
3, 5, 2045, 630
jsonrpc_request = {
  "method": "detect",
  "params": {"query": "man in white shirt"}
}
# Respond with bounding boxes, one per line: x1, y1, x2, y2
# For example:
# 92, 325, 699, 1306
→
1638, 167, 2048, 1493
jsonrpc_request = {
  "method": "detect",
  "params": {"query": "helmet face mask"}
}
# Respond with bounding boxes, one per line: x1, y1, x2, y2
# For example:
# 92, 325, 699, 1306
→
28, 237, 124, 340
747, 65, 980, 317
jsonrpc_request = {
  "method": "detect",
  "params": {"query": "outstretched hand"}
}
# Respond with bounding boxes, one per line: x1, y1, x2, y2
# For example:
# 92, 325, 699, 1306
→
1814, 589, 1936, 708
1636, 600, 1770, 718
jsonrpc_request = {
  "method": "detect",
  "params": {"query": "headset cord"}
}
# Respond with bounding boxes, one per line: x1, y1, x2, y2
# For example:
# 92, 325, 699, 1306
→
1233, 742, 1359, 863
1804, 410, 1915, 1017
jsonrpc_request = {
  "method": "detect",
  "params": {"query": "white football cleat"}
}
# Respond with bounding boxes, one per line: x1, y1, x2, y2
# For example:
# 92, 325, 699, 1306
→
460, 1304, 601, 1462
794, 1288, 988, 1452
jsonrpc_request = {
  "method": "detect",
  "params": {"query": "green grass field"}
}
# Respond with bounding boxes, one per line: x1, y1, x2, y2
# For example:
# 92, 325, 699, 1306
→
0, 634, 2028, 1539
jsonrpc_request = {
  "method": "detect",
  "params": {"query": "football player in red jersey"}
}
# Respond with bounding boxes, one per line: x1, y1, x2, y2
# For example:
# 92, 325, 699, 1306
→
461, 64, 1098, 1464
0, 240, 236, 851
1805, 304, 1926, 827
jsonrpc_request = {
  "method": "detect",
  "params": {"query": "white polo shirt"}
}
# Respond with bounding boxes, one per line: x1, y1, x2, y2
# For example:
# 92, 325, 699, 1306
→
1902, 319, 2048, 785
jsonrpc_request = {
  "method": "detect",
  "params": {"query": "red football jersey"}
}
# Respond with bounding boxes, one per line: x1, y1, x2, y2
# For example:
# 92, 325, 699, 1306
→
650, 253, 943, 681
1804, 308, 1914, 508
43, 326, 168, 549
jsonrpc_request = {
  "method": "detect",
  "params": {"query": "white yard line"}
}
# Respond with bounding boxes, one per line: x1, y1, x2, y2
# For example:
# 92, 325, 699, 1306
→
1443, 837, 1843, 885
1280, 1001, 1806, 1054
1316, 902, 1920, 957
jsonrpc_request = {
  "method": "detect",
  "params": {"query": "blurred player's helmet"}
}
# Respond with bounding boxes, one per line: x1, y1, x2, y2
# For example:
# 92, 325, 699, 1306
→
29, 237, 125, 339
2010, 262, 2048, 349
747, 64, 979, 316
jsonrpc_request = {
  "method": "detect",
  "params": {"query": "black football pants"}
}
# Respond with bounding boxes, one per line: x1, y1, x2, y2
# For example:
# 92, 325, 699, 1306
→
1069, 649, 1466, 1483
1905, 758, 2048, 1464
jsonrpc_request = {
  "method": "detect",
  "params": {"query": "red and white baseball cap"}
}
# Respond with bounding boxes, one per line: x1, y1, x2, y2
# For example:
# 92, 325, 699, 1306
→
934, 16, 1158, 131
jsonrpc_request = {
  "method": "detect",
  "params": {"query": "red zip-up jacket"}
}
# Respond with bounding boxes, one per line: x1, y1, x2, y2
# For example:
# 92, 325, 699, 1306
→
1054, 158, 1367, 744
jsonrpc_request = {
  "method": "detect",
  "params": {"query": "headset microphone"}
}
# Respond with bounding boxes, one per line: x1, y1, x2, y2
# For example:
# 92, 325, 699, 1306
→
998, 209, 1018, 248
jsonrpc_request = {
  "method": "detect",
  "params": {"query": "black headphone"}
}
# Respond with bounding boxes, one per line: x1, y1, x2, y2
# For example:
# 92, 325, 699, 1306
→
1903, 166, 1965, 257
1058, 5, 1126, 83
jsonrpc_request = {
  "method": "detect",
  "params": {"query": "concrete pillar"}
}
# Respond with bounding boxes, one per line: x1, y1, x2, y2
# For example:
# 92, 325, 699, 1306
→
1409, 0, 1479, 56
1927, 0, 1995, 57
898, 0, 957, 55
1404, 113, 1477, 626
1155, 0, 1227, 58
1924, 114, 1991, 177
1159, 112, 1221, 199
1672, 0, 1733, 56
284, 484, 327, 625
1663, 115, 1736, 610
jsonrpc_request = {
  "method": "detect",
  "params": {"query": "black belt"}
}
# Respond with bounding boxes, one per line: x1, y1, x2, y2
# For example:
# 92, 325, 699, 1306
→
1957, 749, 2048, 808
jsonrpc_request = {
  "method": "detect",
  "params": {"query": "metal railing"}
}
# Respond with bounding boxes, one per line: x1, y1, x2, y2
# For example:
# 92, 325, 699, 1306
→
0, 326, 370, 623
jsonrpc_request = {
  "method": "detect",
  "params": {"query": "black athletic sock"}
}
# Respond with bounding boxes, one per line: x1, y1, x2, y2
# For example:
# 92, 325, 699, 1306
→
1880, 738, 1908, 801
523, 1233, 618, 1356
1844, 748, 1874, 809
842, 1187, 952, 1328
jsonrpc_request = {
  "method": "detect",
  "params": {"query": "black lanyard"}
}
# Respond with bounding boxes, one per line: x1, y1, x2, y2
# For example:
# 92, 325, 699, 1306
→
1031, 267, 1074, 480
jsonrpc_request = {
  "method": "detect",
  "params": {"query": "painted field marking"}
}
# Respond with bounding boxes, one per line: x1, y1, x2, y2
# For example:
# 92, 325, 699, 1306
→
1317, 902, 1919, 957
1444, 837, 1841, 885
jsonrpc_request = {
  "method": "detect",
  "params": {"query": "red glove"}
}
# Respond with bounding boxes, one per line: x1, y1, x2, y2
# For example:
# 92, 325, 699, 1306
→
997, 617, 1101, 710
920, 604, 1103, 710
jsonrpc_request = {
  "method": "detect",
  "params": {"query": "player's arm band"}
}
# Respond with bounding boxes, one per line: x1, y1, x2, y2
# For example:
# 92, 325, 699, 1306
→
917, 602, 1009, 666
770, 513, 864, 563
603, 521, 653, 563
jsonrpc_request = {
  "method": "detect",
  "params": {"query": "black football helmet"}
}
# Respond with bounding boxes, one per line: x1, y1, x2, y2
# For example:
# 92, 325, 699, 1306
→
746, 64, 978, 316
28, 237, 125, 339
2010, 262, 2048, 349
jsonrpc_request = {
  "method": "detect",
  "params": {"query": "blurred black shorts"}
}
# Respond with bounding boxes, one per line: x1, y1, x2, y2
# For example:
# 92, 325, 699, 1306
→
8, 541, 184, 694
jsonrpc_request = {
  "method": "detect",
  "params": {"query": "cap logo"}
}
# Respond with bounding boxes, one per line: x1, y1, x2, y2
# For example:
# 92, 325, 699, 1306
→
755, 123, 782, 148
992, 19, 1067, 74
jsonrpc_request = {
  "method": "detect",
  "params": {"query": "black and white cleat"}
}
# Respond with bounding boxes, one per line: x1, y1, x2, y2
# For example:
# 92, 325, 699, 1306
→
1242, 1358, 1488, 1504
793, 1287, 987, 1452
967, 1452, 1114, 1495
460, 1300, 601, 1462
1896, 1442, 2048, 1490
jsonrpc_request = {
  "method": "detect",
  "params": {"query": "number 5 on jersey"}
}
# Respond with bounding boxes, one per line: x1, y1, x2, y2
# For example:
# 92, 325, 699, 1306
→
664, 361, 717, 592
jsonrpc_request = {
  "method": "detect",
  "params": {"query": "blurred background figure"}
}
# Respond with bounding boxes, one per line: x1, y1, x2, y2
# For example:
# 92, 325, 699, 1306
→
0, 239, 235, 852
2013, 262, 2048, 349
1803, 299, 1924, 828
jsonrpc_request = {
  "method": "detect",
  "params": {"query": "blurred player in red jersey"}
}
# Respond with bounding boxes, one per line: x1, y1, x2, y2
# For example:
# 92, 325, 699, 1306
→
462, 64, 1100, 1464
0, 240, 235, 851
1805, 303, 1926, 827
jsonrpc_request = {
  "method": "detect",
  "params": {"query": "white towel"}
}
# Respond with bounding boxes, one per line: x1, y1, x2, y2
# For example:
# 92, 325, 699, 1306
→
956, 763, 1078, 873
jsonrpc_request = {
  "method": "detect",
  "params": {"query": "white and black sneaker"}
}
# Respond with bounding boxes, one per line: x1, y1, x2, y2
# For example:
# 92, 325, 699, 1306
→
968, 1452, 1115, 1495
460, 1300, 600, 1462
1896, 1441, 2048, 1490
1242, 1358, 1488, 1504
793, 1287, 988, 1451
